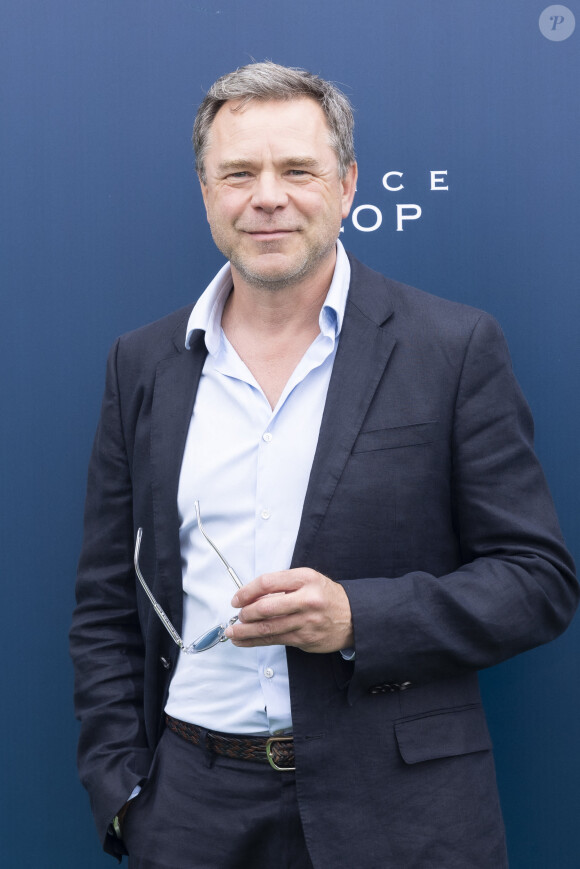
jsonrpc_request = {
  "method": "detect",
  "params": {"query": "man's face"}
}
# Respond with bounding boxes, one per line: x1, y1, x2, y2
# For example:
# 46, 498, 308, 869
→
199, 98, 357, 290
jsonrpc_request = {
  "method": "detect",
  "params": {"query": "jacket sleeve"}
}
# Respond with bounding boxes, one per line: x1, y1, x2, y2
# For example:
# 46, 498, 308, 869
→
69, 338, 152, 856
340, 313, 578, 698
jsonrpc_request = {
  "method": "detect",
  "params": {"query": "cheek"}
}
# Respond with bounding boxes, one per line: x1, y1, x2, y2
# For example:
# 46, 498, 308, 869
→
206, 203, 235, 232
298, 190, 342, 220
206, 187, 245, 220
228, 196, 253, 226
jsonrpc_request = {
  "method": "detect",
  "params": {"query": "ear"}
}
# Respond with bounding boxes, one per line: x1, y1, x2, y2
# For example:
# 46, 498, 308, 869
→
341, 163, 358, 219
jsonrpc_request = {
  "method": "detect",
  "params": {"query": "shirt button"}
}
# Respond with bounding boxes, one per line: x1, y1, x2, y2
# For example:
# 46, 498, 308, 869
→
264, 667, 274, 679
261, 510, 271, 520
262, 432, 273, 442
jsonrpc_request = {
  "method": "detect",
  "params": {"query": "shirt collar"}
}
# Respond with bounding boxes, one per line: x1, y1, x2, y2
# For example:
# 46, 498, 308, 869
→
185, 240, 351, 355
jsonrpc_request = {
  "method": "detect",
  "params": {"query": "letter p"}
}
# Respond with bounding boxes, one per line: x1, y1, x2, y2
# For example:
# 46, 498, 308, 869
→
551, 14, 565, 30
396, 204, 422, 231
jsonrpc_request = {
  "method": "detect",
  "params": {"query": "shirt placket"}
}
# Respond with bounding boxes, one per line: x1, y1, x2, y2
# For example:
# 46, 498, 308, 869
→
254, 412, 286, 727
252, 334, 335, 730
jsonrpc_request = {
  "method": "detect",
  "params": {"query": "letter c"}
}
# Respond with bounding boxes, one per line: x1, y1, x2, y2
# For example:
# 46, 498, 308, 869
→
382, 171, 404, 192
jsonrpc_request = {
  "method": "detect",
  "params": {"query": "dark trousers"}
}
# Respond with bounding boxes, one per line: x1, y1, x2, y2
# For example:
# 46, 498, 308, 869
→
123, 726, 315, 869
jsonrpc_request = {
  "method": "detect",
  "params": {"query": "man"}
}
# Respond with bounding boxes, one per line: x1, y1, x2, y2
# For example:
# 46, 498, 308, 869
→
70, 62, 578, 869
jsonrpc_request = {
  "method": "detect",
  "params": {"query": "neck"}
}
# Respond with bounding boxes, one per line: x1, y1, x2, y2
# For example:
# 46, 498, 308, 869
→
224, 249, 337, 336
220, 254, 337, 409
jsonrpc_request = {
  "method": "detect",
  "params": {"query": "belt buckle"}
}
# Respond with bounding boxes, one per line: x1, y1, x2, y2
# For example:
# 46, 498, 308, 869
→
265, 736, 295, 772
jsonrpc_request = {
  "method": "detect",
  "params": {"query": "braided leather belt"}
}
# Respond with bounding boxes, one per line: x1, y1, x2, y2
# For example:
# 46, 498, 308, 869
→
166, 714, 295, 771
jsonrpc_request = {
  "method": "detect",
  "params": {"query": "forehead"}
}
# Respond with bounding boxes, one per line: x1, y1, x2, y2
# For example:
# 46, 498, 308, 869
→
206, 97, 334, 158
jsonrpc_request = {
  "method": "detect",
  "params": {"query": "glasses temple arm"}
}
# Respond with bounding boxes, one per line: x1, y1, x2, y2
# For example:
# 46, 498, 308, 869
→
134, 528, 186, 650
194, 501, 244, 590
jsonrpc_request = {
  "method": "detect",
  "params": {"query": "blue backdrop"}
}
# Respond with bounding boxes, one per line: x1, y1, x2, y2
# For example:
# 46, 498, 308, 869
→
1, 2, 578, 866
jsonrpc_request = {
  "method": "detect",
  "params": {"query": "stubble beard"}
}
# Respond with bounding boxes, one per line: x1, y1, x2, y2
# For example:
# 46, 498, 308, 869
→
211, 227, 339, 292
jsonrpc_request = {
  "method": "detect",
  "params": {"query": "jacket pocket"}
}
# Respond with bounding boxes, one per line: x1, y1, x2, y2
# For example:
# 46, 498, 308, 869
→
394, 704, 492, 764
352, 420, 439, 454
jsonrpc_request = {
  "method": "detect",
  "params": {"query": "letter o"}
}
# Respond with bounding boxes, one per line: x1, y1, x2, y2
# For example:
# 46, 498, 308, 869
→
352, 205, 383, 232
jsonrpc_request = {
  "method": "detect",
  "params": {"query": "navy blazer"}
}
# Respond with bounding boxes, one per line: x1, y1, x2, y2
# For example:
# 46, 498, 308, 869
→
71, 254, 577, 867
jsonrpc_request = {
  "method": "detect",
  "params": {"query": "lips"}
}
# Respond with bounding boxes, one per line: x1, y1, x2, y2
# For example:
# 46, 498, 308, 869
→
237, 229, 296, 245
243, 228, 296, 235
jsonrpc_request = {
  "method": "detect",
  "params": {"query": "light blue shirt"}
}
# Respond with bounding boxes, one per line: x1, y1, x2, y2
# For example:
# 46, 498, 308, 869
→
164, 241, 351, 734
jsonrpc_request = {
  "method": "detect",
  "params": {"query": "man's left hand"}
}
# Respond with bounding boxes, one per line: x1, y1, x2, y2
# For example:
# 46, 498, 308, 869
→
226, 568, 354, 653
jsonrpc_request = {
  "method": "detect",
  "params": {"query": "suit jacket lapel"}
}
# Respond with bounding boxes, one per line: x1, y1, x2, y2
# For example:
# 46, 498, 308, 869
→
291, 256, 396, 568
150, 327, 207, 613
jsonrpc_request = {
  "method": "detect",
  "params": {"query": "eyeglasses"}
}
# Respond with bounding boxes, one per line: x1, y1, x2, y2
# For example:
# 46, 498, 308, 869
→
134, 501, 243, 653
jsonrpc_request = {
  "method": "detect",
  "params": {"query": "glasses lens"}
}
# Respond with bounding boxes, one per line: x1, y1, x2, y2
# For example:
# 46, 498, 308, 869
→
188, 623, 226, 653
183, 616, 239, 654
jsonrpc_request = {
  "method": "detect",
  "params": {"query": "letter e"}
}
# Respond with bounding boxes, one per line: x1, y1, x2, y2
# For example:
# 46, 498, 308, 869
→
430, 171, 448, 191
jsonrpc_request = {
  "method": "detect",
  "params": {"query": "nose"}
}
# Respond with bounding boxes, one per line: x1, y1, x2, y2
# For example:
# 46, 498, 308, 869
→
250, 172, 288, 213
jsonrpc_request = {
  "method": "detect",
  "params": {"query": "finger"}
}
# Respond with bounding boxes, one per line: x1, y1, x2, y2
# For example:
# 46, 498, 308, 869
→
226, 613, 303, 645
227, 617, 338, 653
227, 588, 331, 643
231, 569, 307, 608
237, 589, 303, 624
228, 615, 331, 651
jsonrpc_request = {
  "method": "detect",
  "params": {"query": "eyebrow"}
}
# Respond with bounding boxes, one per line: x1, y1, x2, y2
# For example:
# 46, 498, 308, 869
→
217, 156, 321, 173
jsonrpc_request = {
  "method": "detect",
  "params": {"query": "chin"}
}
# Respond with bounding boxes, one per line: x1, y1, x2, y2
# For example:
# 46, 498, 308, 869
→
236, 266, 302, 291
232, 245, 335, 291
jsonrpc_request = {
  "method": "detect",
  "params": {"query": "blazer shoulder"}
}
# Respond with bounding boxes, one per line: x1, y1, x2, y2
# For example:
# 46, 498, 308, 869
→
346, 251, 494, 339
112, 303, 195, 369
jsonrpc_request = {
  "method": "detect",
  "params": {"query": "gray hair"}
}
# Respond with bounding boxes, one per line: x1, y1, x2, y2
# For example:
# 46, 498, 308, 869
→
193, 61, 355, 182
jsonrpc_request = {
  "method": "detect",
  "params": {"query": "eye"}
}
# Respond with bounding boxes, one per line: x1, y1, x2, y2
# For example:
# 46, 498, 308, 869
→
287, 169, 309, 177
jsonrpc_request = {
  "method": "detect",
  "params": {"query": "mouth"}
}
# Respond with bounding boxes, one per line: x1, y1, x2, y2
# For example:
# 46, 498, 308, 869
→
242, 229, 297, 241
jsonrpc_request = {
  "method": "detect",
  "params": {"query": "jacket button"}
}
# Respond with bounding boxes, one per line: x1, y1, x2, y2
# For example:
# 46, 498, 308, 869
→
160, 656, 172, 670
